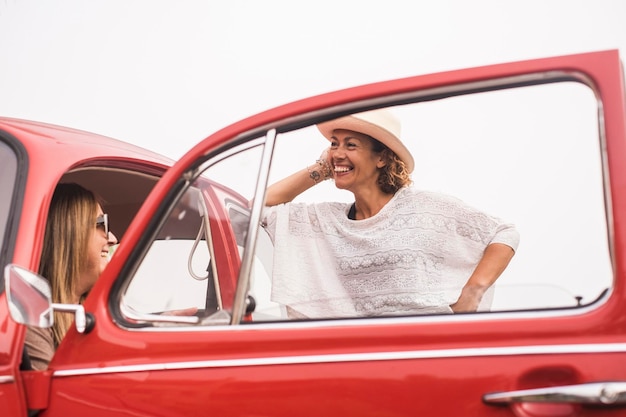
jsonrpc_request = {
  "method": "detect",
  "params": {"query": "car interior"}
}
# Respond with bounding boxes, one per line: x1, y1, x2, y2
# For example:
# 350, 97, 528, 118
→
60, 166, 164, 241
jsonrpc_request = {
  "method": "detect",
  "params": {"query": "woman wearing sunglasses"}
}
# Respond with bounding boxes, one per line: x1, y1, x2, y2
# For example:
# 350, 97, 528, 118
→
24, 182, 118, 370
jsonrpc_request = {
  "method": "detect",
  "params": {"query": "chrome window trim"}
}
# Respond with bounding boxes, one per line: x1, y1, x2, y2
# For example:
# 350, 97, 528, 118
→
52, 341, 626, 379
231, 128, 277, 324
115, 288, 610, 333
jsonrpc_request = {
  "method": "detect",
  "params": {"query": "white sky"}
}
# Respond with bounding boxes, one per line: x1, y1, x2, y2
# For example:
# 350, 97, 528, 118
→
1, 0, 625, 160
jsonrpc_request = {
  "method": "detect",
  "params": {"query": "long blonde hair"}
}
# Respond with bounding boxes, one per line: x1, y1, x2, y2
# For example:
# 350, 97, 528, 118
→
39, 183, 100, 346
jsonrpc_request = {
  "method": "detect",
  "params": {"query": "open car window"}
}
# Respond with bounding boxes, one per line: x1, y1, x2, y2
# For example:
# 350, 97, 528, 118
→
120, 139, 269, 325
60, 167, 164, 242
255, 81, 609, 319
118, 77, 611, 326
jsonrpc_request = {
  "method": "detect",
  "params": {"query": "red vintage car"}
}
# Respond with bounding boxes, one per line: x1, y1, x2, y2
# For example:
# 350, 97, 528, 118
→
1, 49, 626, 416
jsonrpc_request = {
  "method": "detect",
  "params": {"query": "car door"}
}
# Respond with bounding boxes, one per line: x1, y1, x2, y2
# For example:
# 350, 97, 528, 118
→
45, 49, 626, 417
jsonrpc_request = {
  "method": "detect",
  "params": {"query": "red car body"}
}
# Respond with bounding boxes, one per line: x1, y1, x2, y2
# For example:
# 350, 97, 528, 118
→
1, 49, 626, 416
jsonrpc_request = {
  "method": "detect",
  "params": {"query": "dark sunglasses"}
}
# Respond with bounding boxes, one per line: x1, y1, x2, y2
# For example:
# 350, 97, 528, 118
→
95, 213, 110, 236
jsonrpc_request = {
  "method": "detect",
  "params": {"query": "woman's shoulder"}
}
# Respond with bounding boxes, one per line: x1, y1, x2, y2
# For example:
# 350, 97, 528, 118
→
265, 201, 351, 219
398, 186, 462, 205
396, 187, 485, 218
24, 326, 54, 370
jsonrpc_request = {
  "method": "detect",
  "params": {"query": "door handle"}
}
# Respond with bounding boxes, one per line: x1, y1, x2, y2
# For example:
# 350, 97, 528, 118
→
484, 382, 626, 405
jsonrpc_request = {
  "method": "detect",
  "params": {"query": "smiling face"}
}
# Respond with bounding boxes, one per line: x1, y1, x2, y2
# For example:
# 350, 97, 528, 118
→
79, 204, 118, 298
329, 129, 386, 194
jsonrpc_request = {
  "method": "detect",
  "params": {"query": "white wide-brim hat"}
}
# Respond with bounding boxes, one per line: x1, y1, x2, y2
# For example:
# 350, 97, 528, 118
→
316, 108, 415, 173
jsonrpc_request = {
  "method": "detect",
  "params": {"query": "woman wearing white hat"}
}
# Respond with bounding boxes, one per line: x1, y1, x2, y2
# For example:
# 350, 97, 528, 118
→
262, 109, 519, 319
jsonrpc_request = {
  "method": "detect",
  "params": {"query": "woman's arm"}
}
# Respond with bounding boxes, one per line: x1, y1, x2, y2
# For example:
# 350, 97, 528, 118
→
24, 326, 55, 370
265, 157, 332, 207
450, 242, 515, 313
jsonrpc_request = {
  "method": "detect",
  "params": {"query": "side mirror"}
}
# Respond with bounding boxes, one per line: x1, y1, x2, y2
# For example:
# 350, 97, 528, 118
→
5, 263, 53, 328
4, 264, 94, 333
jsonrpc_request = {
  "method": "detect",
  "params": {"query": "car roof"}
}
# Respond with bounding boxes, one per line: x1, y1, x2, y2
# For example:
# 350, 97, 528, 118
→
0, 117, 177, 267
0, 116, 174, 166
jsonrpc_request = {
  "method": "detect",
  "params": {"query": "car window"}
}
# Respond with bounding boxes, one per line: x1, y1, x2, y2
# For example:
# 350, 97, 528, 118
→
61, 167, 163, 242
0, 139, 19, 292
123, 184, 213, 315
255, 81, 609, 319
120, 79, 611, 326
121, 140, 269, 324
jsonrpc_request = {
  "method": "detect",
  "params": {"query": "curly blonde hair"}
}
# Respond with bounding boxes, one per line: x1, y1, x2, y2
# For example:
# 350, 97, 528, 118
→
370, 138, 412, 194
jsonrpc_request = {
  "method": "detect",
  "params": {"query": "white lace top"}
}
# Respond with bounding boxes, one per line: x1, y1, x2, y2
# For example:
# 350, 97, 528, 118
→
261, 187, 519, 318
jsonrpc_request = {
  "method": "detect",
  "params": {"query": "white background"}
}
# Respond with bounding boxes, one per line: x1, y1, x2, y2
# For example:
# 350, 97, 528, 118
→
0, 1, 625, 160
